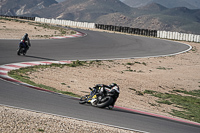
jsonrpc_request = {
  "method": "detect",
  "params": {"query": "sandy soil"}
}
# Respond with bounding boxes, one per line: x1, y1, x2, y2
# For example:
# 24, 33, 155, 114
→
0, 18, 74, 39
1, 18, 200, 132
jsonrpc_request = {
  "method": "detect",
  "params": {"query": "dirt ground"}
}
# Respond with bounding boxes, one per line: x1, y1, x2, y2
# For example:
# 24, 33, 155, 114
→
0, 18, 74, 39
0, 18, 200, 132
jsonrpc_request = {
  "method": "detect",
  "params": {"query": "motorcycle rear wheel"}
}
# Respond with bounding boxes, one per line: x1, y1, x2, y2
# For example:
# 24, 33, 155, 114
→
97, 96, 113, 108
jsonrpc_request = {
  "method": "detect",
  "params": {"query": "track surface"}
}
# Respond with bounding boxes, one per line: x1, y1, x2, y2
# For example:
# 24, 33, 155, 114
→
0, 29, 199, 133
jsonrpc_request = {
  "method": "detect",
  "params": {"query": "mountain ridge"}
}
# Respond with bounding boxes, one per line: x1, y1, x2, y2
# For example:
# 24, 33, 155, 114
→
31, 0, 131, 22
121, 0, 200, 9
1, 0, 200, 34
0, 0, 57, 16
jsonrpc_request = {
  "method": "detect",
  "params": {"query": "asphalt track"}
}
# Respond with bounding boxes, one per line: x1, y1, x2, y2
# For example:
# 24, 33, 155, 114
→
0, 29, 199, 133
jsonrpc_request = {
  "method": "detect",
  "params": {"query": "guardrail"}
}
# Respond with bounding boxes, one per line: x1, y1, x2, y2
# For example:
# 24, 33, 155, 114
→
95, 24, 157, 37
95, 24, 200, 42
157, 31, 200, 43
35, 17, 95, 29
0, 15, 35, 20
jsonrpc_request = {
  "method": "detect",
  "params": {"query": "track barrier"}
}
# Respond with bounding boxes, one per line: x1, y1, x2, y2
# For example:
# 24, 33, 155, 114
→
0, 15, 199, 42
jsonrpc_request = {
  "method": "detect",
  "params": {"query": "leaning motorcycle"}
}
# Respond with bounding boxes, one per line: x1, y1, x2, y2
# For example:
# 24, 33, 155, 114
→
17, 40, 28, 56
79, 86, 119, 108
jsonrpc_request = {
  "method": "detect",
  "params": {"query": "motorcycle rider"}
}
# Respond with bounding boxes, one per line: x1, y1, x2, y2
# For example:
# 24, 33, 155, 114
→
21, 33, 31, 51
93, 83, 120, 109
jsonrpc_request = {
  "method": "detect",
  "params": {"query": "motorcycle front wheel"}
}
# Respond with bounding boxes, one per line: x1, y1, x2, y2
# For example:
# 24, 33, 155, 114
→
79, 95, 88, 104
23, 50, 26, 55
17, 48, 22, 55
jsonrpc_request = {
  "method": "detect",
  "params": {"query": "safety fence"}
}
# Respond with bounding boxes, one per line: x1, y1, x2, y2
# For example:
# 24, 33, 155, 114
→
95, 24, 157, 37
0, 15, 35, 20
157, 31, 200, 43
95, 23, 199, 42
35, 17, 95, 29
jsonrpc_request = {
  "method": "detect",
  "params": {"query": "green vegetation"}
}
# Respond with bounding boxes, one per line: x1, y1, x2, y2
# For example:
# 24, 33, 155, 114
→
70, 30, 77, 34
125, 68, 133, 72
129, 88, 136, 91
126, 62, 134, 65
144, 89, 200, 123
38, 129, 45, 132
126, 61, 147, 66
88, 60, 102, 66
156, 66, 172, 70
7, 60, 88, 98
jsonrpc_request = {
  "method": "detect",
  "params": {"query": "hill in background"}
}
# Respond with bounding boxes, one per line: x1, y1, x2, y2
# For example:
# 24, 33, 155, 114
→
121, 0, 200, 9
30, 0, 131, 22
1, 0, 200, 34
0, 0, 57, 16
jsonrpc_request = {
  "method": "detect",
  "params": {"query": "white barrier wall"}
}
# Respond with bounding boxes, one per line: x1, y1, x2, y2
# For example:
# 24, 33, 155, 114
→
35, 17, 95, 29
157, 31, 200, 43
34, 17, 199, 42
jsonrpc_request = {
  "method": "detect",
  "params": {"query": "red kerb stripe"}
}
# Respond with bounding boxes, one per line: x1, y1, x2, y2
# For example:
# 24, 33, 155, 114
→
41, 62, 53, 64
6, 65, 23, 68
0, 72, 7, 75
21, 62, 40, 66
0, 67, 11, 71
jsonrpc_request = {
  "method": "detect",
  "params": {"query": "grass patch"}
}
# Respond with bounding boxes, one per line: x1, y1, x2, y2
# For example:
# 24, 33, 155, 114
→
144, 90, 157, 94
38, 129, 45, 132
129, 88, 136, 91
70, 30, 77, 34
144, 89, 200, 123
172, 89, 200, 97
7, 60, 88, 98
135, 61, 147, 66
125, 69, 133, 72
156, 66, 172, 70
61, 83, 66, 85
126, 62, 134, 65
157, 100, 173, 105
126, 62, 147, 66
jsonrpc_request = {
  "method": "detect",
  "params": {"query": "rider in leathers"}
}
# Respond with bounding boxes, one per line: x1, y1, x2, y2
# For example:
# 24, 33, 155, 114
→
21, 33, 31, 51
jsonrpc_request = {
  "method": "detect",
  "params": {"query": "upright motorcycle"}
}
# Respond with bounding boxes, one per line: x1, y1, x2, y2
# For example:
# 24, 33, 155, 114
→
79, 85, 119, 108
17, 40, 28, 56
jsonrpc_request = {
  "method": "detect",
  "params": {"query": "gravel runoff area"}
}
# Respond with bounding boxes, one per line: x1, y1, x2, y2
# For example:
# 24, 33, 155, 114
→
0, 105, 138, 133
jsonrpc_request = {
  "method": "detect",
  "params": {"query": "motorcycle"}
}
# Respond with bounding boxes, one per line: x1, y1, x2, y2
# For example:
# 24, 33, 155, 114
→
17, 40, 28, 56
79, 85, 119, 108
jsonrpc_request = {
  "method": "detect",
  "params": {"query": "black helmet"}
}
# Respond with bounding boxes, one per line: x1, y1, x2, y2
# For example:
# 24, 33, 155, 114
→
109, 83, 117, 87
110, 83, 120, 93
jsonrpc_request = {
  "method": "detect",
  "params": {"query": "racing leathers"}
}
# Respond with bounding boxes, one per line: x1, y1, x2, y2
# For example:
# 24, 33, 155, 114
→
21, 33, 31, 50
